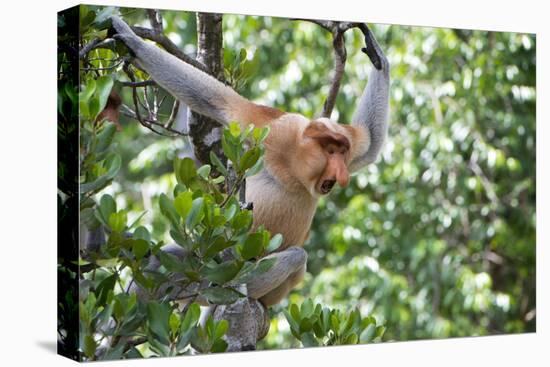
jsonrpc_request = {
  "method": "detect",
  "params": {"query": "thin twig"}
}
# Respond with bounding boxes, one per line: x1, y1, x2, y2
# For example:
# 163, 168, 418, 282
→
122, 337, 147, 352
131, 26, 209, 73
296, 19, 368, 118
80, 38, 117, 59
147, 9, 164, 33
120, 103, 187, 137
120, 80, 157, 87
165, 100, 180, 129
322, 29, 346, 118
81, 58, 125, 72
79, 37, 101, 59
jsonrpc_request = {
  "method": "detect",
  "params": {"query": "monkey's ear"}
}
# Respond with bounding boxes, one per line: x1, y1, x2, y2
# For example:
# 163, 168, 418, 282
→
303, 122, 350, 151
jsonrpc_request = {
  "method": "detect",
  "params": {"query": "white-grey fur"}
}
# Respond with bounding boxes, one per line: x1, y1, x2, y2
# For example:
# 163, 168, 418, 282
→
111, 16, 248, 125
350, 34, 390, 170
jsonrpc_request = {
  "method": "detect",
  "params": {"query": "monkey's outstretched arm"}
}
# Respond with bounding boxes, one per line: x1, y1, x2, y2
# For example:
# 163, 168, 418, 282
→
111, 16, 282, 127
349, 26, 390, 170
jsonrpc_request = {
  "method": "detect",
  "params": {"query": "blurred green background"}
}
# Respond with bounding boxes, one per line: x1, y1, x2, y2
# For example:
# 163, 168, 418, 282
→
104, 7, 536, 349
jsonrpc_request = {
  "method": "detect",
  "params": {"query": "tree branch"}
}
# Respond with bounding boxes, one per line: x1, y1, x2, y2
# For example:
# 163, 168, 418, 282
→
322, 29, 346, 118
119, 80, 157, 88
187, 13, 226, 165
79, 37, 101, 59
146, 9, 164, 34
120, 103, 186, 137
295, 20, 377, 118
130, 26, 210, 74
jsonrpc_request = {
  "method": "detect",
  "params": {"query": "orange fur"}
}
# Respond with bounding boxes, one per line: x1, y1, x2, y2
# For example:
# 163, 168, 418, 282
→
229, 102, 372, 305
245, 112, 370, 251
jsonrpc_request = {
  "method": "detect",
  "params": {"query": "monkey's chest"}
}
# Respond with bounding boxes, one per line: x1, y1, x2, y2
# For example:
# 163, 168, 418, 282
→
246, 175, 317, 249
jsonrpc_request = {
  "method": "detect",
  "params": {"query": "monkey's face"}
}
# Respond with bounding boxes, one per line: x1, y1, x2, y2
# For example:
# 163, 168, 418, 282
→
300, 121, 351, 196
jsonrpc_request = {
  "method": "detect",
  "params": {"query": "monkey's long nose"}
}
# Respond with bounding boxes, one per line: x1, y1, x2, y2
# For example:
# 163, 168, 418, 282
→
336, 164, 349, 187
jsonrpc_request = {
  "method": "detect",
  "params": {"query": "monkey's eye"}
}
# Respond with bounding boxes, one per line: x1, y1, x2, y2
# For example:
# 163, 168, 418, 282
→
327, 147, 335, 155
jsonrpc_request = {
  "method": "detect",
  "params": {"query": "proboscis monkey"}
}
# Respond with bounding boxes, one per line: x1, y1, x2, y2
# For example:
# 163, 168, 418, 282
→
111, 16, 389, 307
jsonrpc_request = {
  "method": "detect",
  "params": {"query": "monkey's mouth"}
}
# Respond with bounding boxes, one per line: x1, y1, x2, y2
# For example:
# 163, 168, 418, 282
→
319, 179, 336, 194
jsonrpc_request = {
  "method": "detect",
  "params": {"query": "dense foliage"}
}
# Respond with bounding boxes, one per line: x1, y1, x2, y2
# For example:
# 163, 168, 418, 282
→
59, 4, 535, 359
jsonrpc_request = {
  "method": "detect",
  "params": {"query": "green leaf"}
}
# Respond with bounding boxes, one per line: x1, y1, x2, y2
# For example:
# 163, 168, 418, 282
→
344, 333, 359, 344
133, 226, 151, 242
232, 257, 276, 284
312, 320, 325, 339
157, 251, 187, 273
147, 302, 171, 345
224, 203, 238, 221
222, 130, 239, 164
201, 287, 242, 305
211, 339, 228, 353
80, 153, 121, 194
64, 82, 78, 104
132, 239, 149, 260
79, 5, 96, 31
242, 52, 261, 81
231, 211, 253, 232
341, 309, 358, 335
169, 313, 180, 335
176, 304, 198, 349
375, 325, 385, 340
108, 211, 127, 233
79, 79, 96, 103
170, 229, 188, 248
330, 313, 340, 333
238, 232, 264, 260
95, 122, 117, 153
96, 273, 117, 306
174, 191, 193, 219
300, 298, 314, 318
283, 308, 299, 332
214, 319, 229, 340
266, 233, 283, 253
181, 303, 201, 332
238, 48, 247, 63
186, 197, 205, 229
159, 194, 180, 228
92, 6, 116, 28
239, 147, 261, 172
95, 75, 114, 119
83, 334, 97, 358
210, 151, 228, 176
96, 303, 114, 330
244, 156, 264, 178
197, 164, 211, 179
299, 318, 313, 333
204, 237, 235, 258
257, 126, 270, 143
89, 96, 101, 120
301, 332, 319, 347
101, 344, 124, 360
202, 260, 243, 284
290, 303, 301, 324
96, 258, 118, 268
360, 323, 376, 343
174, 157, 197, 186
96, 194, 116, 225
229, 121, 241, 138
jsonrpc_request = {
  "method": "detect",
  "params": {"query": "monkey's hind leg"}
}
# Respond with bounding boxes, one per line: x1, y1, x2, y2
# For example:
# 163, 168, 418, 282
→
246, 246, 307, 307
